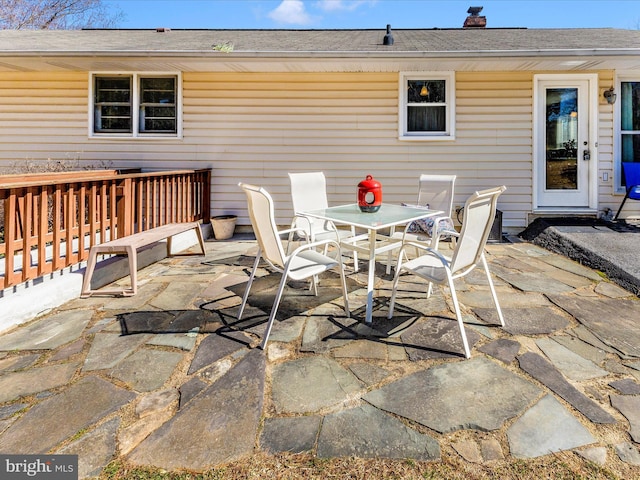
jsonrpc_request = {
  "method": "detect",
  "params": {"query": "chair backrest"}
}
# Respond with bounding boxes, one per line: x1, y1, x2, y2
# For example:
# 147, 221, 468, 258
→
416, 174, 456, 216
622, 162, 640, 199
449, 186, 506, 275
239, 183, 286, 269
288, 172, 330, 234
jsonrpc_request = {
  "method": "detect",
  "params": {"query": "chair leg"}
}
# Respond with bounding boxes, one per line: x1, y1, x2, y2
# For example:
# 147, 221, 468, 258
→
352, 243, 359, 273
238, 249, 262, 320
338, 261, 350, 317
446, 272, 471, 359
387, 265, 403, 318
614, 192, 631, 220
285, 231, 293, 255
481, 253, 505, 327
259, 272, 289, 349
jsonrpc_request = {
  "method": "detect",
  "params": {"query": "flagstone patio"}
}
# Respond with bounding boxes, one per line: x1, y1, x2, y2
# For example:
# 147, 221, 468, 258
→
0, 235, 640, 478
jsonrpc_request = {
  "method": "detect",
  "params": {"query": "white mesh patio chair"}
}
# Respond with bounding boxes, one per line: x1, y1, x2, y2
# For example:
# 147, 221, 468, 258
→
288, 171, 359, 272
387, 174, 458, 275
387, 185, 506, 359
237, 182, 350, 349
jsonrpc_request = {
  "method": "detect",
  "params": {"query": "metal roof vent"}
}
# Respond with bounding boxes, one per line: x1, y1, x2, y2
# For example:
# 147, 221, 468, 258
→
463, 6, 486, 28
383, 24, 394, 46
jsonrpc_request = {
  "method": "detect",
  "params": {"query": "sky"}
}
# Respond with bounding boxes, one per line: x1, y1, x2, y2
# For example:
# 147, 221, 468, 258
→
106, 0, 640, 30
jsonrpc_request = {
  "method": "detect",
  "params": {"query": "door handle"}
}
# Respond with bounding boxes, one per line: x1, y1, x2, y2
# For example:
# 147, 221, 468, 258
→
583, 149, 591, 161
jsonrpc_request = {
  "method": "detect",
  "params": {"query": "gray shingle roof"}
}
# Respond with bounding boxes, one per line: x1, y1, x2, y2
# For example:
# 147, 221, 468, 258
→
1, 28, 640, 56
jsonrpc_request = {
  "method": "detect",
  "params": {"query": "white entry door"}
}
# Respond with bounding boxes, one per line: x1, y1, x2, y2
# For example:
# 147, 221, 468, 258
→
535, 75, 597, 209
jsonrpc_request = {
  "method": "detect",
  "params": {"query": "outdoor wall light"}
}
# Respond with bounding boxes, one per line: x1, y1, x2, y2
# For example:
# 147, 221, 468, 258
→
603, 87, 617, 105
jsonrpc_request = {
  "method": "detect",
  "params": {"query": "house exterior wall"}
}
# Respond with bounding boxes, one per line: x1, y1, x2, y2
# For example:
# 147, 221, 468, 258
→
596, 70, 617, 216
0, 69, 624, 230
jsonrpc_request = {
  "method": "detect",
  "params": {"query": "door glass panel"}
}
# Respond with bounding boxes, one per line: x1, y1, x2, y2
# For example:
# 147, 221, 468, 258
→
545, 88, 578, 190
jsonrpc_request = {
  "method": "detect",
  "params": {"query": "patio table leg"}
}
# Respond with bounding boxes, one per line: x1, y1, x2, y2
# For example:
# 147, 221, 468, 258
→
365, 230, 376, 323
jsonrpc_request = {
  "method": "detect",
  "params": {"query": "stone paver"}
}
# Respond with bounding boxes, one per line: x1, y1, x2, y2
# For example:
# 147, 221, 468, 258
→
547, 295, 640, 357
148, 282, 209, 310
610, 395, 640, 443
475, 306, 570, 335
109, 348, 183, 391
0, 353, 40, 373
128, 349, 265, 471
0, 363, 78, 403
480, 438, 505, 462
595, 281, 633, 298
1, 235, 640, 477
551, 334, 608, 364
0, 376, 135, 453
271, 356, 363, 414
57, 417, 120, 479
517, 352, 616, 424
535, 337, 609, 381
452, 440, 482, 463
615, 442, 640, 466
497, 271, 577, 293
477, 338, 521, 363
317, 404, 440, 461
400, 316, 482, 360
187, 330, 254, 374
348, 362, 392, 386
609, 378, 640, 395
83, 332, 151, 371
576, 446, 608, 466
364, 358, 540, 433
0, 310, 92, 351
507, 395, 597, 458
260, 416, 322, 454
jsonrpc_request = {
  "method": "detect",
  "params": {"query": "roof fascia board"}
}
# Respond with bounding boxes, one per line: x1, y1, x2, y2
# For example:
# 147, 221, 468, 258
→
2, 49, 640, 59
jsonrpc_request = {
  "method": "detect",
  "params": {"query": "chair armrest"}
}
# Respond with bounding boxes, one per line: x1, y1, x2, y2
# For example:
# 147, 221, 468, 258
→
278, 225, 310, 243
288, 238, 342, 258
400, 242, 449, 266
279, 226, 304, 236
289, 214, 313, 233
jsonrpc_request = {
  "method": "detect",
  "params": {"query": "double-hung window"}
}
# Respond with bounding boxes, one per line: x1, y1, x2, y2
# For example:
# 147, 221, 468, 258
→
91, 73, 181, 138
618, 80, 640, 191
399, 72, 455, 140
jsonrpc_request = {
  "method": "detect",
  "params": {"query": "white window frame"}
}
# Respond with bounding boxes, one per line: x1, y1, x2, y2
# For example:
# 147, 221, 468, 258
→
398, 71, 455, 141
614, 74, 640, 194
89, 72, 183, 139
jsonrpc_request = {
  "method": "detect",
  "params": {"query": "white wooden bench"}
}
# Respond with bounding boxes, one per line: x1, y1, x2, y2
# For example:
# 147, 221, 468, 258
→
81, 222, 206, 298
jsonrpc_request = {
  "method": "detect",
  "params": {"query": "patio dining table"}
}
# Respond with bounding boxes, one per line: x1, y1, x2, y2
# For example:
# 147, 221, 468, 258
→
300, 203, 443, 323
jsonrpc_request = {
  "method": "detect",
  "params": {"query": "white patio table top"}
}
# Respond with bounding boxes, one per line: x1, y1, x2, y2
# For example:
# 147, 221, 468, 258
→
300, 203, 443, 323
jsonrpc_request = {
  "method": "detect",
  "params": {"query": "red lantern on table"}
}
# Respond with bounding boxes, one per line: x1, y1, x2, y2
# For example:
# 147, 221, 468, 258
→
357, 174, 382, 213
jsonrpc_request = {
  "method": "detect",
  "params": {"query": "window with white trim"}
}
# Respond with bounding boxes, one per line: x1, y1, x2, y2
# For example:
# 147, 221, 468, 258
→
399, 72, 455, 140
618, 80, 640, 191
90, 73, 181, 137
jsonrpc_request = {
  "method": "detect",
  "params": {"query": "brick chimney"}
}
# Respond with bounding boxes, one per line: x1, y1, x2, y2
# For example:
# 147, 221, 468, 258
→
463, 6, 486, 28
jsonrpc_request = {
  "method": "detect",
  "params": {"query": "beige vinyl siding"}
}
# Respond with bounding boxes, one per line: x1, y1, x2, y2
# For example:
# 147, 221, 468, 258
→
182, 71, 535, 228
595, 71, 618, 216
0, 69, 621, 229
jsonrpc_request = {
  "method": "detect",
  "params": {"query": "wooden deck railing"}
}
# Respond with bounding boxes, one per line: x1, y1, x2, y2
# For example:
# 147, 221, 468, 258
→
0, 169, 211, 289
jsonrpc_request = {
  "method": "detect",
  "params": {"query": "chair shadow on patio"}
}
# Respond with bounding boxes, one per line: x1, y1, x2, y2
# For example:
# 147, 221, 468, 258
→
224, 269, 492, 359
119, 251, 500, 359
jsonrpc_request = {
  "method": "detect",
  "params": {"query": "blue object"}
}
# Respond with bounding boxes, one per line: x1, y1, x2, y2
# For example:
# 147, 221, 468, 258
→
614, 162, 640, 220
